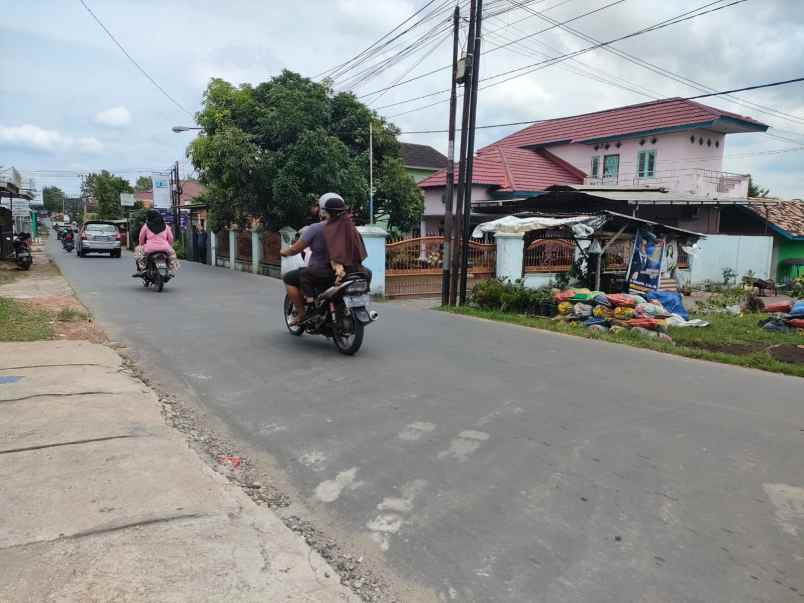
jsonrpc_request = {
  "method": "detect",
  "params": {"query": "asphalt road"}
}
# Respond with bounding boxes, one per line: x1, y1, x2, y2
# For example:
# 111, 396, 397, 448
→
50, 238, 804, 602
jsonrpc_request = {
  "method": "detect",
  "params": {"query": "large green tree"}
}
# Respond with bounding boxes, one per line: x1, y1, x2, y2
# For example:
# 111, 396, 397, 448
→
83, 171, 133, 220
42, 186, 66, 213
189, 70, 423, 231
134, 176, 152, 192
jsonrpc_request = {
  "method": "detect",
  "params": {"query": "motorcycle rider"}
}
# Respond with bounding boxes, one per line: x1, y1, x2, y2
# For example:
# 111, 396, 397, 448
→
280, 193, 367, 326
132, 210, 179, 277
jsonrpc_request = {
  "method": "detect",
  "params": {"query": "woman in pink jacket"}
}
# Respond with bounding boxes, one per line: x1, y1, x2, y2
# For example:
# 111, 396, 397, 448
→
133, 210, 179, 276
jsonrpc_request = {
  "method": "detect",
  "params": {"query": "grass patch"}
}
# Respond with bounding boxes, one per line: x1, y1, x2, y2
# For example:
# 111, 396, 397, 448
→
56, 307, 90, 322
443, 306, 804, 379
0, 297, 54, 342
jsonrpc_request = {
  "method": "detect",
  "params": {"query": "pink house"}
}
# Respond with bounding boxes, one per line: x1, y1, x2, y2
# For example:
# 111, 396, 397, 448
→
417, 97, 768, 235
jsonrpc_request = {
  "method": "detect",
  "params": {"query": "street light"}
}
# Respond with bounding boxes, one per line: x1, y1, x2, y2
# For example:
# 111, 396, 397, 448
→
171, 126, 203, 133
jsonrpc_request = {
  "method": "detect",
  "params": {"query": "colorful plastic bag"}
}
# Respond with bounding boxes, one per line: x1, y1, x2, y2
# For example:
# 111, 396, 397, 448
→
607, 293, 637, 307
573, 303, 593, 317
593, 305, 613, 318
558, 301, 573, 315
614, 306, 636, 320
555, 289, 576, 302
646, 291, 688, 320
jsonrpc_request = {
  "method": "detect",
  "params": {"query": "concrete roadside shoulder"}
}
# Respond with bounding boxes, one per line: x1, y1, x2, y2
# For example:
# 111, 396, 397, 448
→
0, 340, 358, 602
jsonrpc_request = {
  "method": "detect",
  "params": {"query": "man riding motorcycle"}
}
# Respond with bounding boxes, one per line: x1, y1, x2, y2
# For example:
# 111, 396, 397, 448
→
280, 193, 368, 326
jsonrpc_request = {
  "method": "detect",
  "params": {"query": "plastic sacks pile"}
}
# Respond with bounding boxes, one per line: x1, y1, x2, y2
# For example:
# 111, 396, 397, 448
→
553, 288, 708, 341
759, 299, 804, 333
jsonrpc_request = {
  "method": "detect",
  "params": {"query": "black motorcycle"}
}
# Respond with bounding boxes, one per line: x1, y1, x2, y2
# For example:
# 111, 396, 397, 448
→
138, 252, 173, 292
12, 233, 32, 270
283, 274, 377, 355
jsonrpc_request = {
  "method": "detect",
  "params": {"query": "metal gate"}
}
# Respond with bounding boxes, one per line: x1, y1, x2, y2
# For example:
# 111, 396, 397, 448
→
385, 235, 495, 298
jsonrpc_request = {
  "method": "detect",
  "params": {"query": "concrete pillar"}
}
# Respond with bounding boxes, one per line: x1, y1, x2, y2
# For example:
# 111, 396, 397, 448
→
229, 229, 236, 270
210, 227, 217, 267
252, 229, 261, 274
357, 225, 388, 296
494, 232, 524, 283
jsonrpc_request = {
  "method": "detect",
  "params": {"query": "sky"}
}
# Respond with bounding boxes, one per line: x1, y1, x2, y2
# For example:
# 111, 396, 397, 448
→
1, 0, 803, 201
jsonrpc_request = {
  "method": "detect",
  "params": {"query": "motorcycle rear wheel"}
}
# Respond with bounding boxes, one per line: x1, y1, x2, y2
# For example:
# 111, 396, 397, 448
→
333, 313, 364, 355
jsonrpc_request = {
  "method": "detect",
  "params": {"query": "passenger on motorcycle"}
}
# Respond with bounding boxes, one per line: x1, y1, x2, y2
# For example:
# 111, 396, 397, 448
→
280, 193, 368, 326
132, 210, 179, 277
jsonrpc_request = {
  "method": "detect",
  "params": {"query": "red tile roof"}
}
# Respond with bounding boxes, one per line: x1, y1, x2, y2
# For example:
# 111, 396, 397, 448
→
417, 98, 767, 194
418, 146, 584, 191
492, 98, 767, 149
745, 199, 804, 238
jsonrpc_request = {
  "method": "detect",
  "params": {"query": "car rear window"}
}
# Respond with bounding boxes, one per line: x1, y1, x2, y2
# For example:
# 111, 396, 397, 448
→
86, 224, 117, 233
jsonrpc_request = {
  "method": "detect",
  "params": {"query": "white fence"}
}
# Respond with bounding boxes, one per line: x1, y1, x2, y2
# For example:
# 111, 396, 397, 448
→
687, 235, 774, 284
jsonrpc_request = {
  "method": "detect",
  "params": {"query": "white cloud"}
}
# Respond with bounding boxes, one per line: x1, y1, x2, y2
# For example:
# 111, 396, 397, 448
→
94, 106, 132, 128
0, 124, 104, 154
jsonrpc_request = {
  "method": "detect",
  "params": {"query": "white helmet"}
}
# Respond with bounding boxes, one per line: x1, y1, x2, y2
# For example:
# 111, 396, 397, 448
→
318, 192, 344, 211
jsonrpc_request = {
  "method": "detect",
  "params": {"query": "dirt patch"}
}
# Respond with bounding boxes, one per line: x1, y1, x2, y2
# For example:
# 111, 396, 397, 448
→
768, 344, 804, 365
691, 341, 766, 355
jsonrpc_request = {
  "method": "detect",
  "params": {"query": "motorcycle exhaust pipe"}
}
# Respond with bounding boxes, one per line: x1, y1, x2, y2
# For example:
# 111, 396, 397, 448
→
369, 310, 379, 321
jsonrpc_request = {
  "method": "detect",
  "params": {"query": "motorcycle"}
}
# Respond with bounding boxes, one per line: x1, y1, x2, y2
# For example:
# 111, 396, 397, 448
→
283, 273, 378, 355
62, 231, 75, 253
11, 233, 32, 270
138, 252, 173, 292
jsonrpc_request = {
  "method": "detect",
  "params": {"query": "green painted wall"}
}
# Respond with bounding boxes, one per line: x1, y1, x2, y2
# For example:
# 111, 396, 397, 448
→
776, 239, 804, 281
407, 167, 438, 183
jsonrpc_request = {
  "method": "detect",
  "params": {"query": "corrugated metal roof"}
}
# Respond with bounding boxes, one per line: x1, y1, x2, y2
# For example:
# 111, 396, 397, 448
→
552, 185, 758, 204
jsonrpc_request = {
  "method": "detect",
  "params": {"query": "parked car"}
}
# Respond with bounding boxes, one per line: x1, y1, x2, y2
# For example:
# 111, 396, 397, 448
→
77, 221, 122, 258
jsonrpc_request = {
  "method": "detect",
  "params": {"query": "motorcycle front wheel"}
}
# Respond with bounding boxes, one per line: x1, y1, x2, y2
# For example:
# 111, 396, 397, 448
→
333, 311, 364, 356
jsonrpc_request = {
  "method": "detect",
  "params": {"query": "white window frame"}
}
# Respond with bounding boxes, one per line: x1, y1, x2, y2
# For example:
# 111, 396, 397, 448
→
637, 149, 656, 179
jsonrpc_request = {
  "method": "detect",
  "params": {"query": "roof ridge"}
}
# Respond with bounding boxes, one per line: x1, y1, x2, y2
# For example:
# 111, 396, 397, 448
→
496, 146, 516, 191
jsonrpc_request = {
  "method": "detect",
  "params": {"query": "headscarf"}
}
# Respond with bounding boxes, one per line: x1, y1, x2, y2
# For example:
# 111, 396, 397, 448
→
323, 202, 367, 267
145, 209, 166, 235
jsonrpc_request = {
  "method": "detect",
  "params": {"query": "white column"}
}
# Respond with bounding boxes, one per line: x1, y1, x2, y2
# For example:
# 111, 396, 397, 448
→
494, 232, 524, 283
251, 229, 261, 274
357, 225, 388, 296
210, 226, 217, 267
229, 229, 236, 270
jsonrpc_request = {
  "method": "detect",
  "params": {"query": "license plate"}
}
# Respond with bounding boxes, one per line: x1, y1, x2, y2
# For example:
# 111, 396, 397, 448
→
156, 261, 167, 270
344, 294, 370, 308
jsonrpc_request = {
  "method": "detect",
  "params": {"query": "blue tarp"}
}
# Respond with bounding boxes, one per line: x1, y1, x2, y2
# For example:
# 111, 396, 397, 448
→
647, 291, 689, 321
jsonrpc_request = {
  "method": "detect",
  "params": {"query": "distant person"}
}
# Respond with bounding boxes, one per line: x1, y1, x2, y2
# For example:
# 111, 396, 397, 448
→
133, 210, 179, 277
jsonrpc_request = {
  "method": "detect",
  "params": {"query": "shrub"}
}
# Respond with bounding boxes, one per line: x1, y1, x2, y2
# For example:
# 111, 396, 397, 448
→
469, 279, 555, 315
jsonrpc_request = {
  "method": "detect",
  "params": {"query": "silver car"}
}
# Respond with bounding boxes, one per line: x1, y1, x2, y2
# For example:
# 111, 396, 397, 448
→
77, 221, 122, 258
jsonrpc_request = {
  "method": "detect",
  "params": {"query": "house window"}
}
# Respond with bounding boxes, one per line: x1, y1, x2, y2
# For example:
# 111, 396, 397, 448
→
603, 154, 620, 180
591, 156, 600, 178
637, 150, 656, 178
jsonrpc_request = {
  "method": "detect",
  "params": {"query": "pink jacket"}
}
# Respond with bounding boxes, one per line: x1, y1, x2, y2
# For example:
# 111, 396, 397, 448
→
139, 224, 174, 254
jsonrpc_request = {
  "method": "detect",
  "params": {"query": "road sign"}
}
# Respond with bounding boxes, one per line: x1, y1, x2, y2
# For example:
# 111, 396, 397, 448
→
120, 192, 136, 207
152, 173, 171, 209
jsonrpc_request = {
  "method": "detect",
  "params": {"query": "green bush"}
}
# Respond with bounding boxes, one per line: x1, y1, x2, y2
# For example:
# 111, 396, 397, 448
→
173, 239, 186, 260
469, 279, 554, 315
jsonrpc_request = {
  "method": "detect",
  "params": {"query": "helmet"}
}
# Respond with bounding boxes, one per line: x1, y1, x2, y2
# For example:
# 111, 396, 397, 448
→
318, 192, 344, 210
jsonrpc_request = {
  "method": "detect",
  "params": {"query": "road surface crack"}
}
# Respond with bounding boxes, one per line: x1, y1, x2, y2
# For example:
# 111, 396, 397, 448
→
0, 434, 144, 455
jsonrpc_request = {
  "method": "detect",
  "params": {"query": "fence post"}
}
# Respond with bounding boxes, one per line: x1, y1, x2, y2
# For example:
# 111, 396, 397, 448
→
251, 228, 261, 274
210, 228, 217, 267
494, 232, 524, 283
229, 229, 236, 270
357, 225, 388, 296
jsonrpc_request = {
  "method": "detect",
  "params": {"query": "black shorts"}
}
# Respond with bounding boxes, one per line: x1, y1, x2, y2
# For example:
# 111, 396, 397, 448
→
283, 267, 335, 298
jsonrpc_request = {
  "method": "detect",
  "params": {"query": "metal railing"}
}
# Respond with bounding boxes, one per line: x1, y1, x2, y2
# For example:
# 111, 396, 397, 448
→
524, 238, 574, 273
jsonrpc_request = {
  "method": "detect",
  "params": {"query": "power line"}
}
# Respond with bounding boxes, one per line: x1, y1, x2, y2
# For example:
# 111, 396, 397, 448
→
385, 0, 750, 117
360, 0, 627, 98
78, 0, 193, 118
396, 76, 804, 133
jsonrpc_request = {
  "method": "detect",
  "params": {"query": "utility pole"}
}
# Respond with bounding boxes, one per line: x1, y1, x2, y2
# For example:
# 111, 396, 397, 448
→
172, 161, 182, 239
441, 4, 460, 306
458, 0, 483, 305
369, 122, 374, 224
449, 0, 477, 306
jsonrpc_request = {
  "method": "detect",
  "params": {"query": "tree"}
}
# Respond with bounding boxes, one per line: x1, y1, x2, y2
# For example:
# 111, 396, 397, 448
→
42, 186, 66, 213
134, 176, 152, 192
189, 70, 422, 231
748, 178, 770, 198
84, 170, 133, 220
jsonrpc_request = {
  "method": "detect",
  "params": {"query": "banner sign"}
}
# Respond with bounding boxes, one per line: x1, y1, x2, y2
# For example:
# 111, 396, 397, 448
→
180, 209, 190, 230
120, 192, 136, 207
628, 229, 665, 294
157, 208, 174, 224
152, 173, 172, 209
